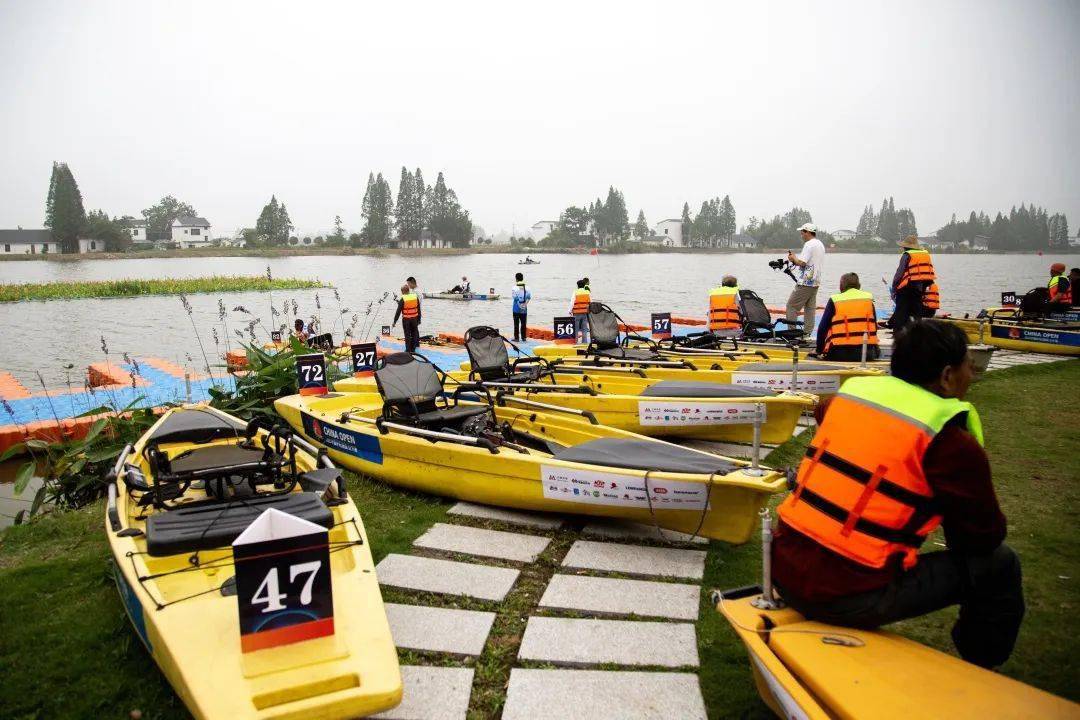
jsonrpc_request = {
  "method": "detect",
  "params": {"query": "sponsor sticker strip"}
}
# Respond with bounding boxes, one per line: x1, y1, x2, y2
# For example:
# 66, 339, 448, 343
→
638, 401, 765, 427
733, 372, 841, 393
541, 464, 709, 510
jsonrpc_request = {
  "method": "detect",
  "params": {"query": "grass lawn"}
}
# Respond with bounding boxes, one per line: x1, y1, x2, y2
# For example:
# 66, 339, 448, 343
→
1, 361, 1077, 718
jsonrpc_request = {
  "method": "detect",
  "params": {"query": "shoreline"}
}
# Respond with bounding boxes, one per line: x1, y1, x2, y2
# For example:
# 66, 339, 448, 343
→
2, 246, 1077, 262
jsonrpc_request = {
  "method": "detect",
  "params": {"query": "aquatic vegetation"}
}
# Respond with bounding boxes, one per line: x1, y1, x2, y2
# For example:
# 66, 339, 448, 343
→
0, 275, 325, 302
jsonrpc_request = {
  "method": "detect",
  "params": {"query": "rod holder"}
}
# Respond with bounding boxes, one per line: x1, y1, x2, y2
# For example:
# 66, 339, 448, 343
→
860, 331, 869, 368
790, 345, 799, 391
745, 402, 767, 477
750, 507, 784, 610
184, 371, 192, 403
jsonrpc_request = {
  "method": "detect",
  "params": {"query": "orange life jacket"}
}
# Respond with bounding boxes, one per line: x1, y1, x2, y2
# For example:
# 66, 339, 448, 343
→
823, 289, 878, 353
708, 286, 741, 331
401, 292, 419, 320
896, 249, 936, 290
1049, 275, 1072, 304
571, 288, 591, 315
778, 376, 983, 571
923, 282, 940, 311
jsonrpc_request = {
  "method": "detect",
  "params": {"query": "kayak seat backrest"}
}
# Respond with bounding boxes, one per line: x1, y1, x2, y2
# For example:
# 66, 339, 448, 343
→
640, 381, 767, 398
145, 492, 332, 556
375, 352, 444, 417
738, 290, 772, 327
1020, 286, 1050, 316
464, 325, 512, 381
148, 409, 247, 445
553, 438, 738, 474
587, 302, 621, 350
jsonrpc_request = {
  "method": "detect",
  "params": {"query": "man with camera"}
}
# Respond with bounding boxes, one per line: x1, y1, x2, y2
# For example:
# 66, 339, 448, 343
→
785, 222, 825, 338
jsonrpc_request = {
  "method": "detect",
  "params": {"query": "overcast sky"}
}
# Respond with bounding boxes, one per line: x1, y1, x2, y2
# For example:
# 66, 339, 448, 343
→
1, 0, 1077, 238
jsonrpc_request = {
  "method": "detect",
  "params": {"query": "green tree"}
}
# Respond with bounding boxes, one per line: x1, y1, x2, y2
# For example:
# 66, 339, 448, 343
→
897, 207, 918, 240
719, 195, 736, 242
856, 204, 877, 238
394, 167, 416, 240
277, 202, 293, 243
875, 197, 899, 244
142, 195, 198, 240
255, 195, 291, 246
559, 206, 591, 238
1048, 213, 1069, 248
681, 202, 692, 246
361, 173, 395, 246
84, 209, 131, 252
593, 186, 629, 242
633, 210, 649, 239
44, 162, 86, 253
413, 168, 427, 232
328, 215, 347, 246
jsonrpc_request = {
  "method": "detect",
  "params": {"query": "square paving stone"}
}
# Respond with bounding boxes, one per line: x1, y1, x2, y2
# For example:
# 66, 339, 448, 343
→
517, 616, 699, 667
376, 553, 519, 601
502, 668, 706, 720
582, 518, 709, 545
539, 574, 700, 620
413, 522, 551, 563
448, 501, 565, 529
371, 665, 474, 720
561, 540, 706, 580
385, 603, 496, 656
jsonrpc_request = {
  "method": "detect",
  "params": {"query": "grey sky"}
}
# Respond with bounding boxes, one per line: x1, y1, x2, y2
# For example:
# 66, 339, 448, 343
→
1, 0, 1077, 238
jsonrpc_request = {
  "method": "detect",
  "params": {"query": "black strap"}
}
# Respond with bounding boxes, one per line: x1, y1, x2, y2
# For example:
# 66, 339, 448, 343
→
803, 445, 936, 513
794, 485, 927, 548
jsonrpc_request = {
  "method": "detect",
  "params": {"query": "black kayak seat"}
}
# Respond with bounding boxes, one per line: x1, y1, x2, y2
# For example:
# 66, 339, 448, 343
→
148, 409, 246, 446
640, 381, 766, 398
738, 362, 840, 372
595, 347, 658, 361
146, 493, 333, 556
553, 438, 738, 475
413, 405, 489, 426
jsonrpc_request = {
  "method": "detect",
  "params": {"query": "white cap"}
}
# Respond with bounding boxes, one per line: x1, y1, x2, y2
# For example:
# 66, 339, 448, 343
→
797, 223, 817, 233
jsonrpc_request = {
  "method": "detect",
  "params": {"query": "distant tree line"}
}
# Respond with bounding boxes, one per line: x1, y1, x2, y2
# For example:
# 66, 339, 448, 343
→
935, 205, 1069, 251
541, 187, 632, 247
853, 197, 918, 244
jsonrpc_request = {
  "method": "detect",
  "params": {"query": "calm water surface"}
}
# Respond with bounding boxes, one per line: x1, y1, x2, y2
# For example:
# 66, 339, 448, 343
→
0, 252, 1066, 384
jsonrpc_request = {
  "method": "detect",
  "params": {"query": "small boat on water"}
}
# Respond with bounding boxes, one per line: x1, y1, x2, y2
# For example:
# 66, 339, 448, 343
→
943, 311, 1080, 356
107, 405, 402, 719
277, 352, 787, 543
422, 291, 501, 301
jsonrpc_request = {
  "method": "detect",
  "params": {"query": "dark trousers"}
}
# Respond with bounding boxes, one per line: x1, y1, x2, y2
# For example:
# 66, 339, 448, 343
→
513, 312, 528, 341
890, 286, 924, 330
777, 545, 1024, 668
402, 318, 420, 353
823, 344, 881, 363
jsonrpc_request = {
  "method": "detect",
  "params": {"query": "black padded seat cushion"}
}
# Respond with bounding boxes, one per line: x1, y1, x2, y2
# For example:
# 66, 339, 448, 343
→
738, 362, 840, 372
412, 405, 489, 426
641, 381, 766, 398
553, 438, 738, 474
146, 493, 332, 556
595, 347, 659, 361
148, 410, 246, 446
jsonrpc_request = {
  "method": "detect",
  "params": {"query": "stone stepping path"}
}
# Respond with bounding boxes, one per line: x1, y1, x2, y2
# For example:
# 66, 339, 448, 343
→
413, 522, 551, 563
502, 668, 707, 720
371, 665, 474, 720
518, 616, 699, 667
539, 574, 700, 620
385, 603, 495, 656
375, 553, 519, 601
447, 501, 564, 529
562, 539, 706, 580
582, 518, 709, 545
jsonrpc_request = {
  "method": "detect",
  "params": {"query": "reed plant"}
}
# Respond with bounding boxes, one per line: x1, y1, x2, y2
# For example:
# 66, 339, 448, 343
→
0, 275, 323, 302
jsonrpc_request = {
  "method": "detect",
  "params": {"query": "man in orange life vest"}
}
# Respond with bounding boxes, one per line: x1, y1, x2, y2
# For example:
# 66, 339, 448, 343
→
889, 235, 936, 329
707, 276, 742, 334
773, 320, 1024, 668
814, 272, 880, 362
570, 279, 591, 343
393, 283, 422, 353
1047, 262, 1072, 306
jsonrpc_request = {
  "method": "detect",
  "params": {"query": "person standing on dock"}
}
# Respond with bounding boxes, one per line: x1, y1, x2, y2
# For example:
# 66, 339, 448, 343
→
785, 223, 825, 338
1047, 263, 1071, 306
511, 272, 531, 341
815, 272, 880, 361
571, 278, 591, 344
394, 283, 422, 353
889, 235, 936, 329
1069, 268, 1080, 307
772, 319, 1024, 669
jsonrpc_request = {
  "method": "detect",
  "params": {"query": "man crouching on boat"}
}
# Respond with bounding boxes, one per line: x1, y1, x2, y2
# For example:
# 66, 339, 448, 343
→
772, 319, 1024, 668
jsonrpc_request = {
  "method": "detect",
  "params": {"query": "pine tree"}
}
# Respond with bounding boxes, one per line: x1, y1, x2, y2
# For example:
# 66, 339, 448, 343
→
633, 210, 649, 239
856, 204, 876, 238
897, 207, 918, 240
681, 202, 692, 246
413, 168, 427, 234
394, 167, 414, 240
276, 203, 292, 245
876, 197, 899, 244
255, 195, 282, 245
719, 195, 736, 241
44, 162, 87, 253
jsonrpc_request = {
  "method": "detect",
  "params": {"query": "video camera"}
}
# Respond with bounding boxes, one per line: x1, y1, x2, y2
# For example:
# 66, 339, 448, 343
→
768, 258, 798, 282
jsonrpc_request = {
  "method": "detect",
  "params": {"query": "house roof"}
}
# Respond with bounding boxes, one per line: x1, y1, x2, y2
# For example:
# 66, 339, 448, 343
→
531, 220, 557, 227
657, 218, 683, 224
731, 233, 759, 244
129, 219, 147, 227
0, 229, 52, 244
832, 228, 856, 234
173, 215, 210, 227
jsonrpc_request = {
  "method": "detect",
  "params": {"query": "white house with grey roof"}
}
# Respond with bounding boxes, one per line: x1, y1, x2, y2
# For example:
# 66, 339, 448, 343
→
170, 214, 213, 248
655, 218, 684, 247
0, 229, 61, 255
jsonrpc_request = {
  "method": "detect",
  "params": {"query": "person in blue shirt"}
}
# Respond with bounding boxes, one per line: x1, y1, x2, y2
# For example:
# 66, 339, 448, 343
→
512, 272, 531, 341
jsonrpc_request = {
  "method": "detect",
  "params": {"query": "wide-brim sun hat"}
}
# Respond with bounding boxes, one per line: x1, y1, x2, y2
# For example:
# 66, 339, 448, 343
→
898, 235, 921, 249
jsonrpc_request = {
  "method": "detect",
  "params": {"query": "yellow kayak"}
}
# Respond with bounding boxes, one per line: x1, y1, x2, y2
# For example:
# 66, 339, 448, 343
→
107, 405, 402, 720
276, 352, 787, 542
339, 369, 814, 444
716, 586, 1077, 719
943, 315, 1080, 356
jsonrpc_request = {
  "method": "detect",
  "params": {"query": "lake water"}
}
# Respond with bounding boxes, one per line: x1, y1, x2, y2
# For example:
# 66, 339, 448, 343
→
0, 251, 1066, 385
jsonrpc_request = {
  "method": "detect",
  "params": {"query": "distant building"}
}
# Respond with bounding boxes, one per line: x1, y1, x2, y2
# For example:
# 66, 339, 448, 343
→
1070, 234, 1080, 248
654, 218, 684, 247
832, 229, 856, 241
128, 220, 150, 246
76, 238, 103, 253
724, 233, 760, 250
0, 229, 60, 255
960, 234, 990, 251
171, 215, 213, 249
530, 220, 558, 241
394, 230, 453, 250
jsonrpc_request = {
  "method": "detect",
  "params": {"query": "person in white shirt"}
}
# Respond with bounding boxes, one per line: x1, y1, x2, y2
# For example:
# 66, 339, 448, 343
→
785, 222, 826, 338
